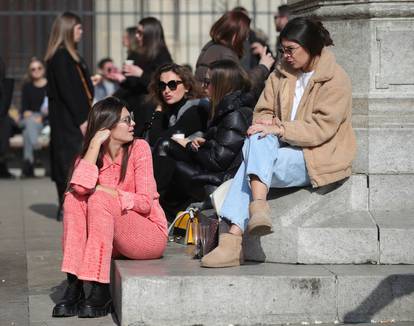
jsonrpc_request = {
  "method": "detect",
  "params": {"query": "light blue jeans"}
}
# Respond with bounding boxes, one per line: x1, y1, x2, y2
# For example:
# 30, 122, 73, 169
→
21, 114, 43, 163
220, 134, 310, 231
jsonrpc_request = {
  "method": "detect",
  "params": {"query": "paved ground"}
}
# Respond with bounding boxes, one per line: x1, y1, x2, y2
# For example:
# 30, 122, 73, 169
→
0, 177, 412, 326
0, 178, 117, 326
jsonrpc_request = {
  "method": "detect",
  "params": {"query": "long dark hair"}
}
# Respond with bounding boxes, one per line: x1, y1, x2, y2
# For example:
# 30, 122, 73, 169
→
279, 17, 334, 57
125, 26, 139, 55
67, 97, 133, 189
148, 63, 205, 109
210, 11, 250, 58
138, 17, 170, 61
209, 60, 251, 119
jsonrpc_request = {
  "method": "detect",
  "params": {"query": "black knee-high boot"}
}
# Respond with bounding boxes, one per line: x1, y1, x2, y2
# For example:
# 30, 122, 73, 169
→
52, 273, 84, 317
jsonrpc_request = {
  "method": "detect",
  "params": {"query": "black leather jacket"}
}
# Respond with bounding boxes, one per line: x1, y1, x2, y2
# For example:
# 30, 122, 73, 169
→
182, 90, 254, 186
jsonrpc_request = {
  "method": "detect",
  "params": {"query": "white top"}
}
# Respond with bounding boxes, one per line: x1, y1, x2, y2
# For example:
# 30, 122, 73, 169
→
290, 71, 314, 121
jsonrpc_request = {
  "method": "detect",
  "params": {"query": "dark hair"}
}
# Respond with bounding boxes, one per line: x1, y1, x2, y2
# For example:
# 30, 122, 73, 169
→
276, 5, 291, 18
138, 17, 170, 61
210, 11, 251, 58
148, 63, 205, 108
125, 26, 139, 55
279, 17, 334, 57
67, 97, 133, 189
232, 6, 248, 15
208, 60, 251, 118
97, 57, 113, 69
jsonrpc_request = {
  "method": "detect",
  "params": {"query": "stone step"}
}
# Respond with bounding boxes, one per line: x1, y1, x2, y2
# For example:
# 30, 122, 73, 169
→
242, 175, 414, 264
112, 244, 414, 326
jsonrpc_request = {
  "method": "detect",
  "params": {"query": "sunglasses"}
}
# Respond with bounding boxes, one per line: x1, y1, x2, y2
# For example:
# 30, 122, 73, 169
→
31, 66, 43, 71
118, 112, 134, 126
158, 80, 183, 91
202, 78, 211, 88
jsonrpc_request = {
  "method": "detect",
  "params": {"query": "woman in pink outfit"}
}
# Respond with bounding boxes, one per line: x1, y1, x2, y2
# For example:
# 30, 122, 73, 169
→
52, 96, 168, 318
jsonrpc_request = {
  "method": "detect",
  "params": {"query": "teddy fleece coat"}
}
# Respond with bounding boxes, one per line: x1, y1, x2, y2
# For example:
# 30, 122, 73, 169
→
253, 48, 357, 187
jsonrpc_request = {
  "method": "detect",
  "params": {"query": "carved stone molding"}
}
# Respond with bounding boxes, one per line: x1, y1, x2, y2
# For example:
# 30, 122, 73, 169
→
287, 1, 414, 19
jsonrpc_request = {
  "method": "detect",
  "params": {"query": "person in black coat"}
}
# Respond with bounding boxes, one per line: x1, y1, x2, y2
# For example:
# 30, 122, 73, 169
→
158, 60, 254, 220
111, 17, 173, 136
147, 63, 210, 202
44, 12, 94, 216
146, 63, 209, 147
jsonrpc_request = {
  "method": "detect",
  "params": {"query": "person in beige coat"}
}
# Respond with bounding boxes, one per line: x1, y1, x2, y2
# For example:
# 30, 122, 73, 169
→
202, 17, 357, 268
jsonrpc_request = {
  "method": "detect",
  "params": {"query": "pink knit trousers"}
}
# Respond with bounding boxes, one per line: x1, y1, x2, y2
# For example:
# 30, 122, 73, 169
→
61, 190, 167, 283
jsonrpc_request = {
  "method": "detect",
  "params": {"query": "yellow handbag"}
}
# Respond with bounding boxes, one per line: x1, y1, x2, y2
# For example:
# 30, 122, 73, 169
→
168, 208, 199, 245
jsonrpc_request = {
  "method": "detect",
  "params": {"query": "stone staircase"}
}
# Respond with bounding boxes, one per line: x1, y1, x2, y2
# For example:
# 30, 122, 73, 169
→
112, 175, 414, 326
244, 175, 414, 264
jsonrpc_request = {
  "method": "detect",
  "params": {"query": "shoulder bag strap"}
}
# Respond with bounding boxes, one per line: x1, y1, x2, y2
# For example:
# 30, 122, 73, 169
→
75, 64, 93, 108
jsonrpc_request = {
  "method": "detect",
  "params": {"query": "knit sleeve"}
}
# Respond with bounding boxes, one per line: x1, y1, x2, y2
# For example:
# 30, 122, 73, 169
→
117, 140, 159, 214
69, 159, 99, 195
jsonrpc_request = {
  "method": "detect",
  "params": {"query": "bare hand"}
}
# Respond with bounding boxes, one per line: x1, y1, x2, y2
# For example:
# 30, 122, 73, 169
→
172, 137, 191, 148
91, 74, 102, 86
259, 48, 275, 71
247, 123, 281, 138
123, 64, 144, 78
96, 185, 118, 197
190, 137, 206, 151
155, 105, 163, 112
108, 71, 126, 83
23, 111, 33, 119
79, 121, 88, 136
33, 115, 42, 124
92, 129, 111, 145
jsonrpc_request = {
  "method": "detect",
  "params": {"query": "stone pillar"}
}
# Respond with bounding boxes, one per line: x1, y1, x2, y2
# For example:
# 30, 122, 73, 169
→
286, 0, 414, 212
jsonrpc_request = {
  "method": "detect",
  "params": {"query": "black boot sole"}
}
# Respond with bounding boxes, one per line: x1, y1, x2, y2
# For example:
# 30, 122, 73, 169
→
52, 303, 79, 317
78, 300, 113, 318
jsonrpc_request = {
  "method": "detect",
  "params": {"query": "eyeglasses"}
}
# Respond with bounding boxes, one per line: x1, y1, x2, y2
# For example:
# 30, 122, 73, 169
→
279, 46, 300, 56
31, 66, 43, 71
202, 78, 211, 88
158, 80, 183, 91
118, 112, 134, 126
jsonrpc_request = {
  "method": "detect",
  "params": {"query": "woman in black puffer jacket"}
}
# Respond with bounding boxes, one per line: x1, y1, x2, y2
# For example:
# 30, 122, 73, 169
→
157, 60, 254, 220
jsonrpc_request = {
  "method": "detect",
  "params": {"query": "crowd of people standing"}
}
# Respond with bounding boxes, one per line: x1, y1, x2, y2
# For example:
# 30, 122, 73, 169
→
0, 4, 357, 320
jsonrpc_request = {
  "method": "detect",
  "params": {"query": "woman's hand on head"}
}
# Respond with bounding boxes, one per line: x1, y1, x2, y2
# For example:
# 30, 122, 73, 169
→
247, 123, 282, 138
123, 64, 144, 78
92, 129, 111, 145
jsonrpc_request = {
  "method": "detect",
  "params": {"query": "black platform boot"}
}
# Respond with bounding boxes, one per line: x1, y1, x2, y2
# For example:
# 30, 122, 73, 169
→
78, 282, 112, 318
52, 273, 84, 317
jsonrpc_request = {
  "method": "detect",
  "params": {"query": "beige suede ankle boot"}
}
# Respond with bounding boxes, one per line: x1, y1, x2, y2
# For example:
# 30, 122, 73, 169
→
247, 200, 273, 236
201, 233, 243, 268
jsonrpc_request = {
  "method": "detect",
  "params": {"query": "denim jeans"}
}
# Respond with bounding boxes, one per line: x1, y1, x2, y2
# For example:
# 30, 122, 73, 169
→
219, 134, 310, 231
21, 114, 43, 163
